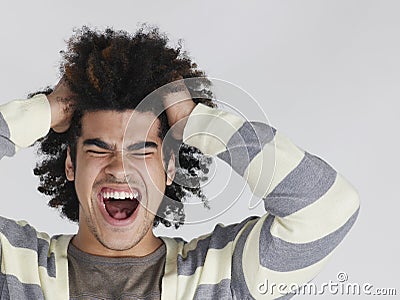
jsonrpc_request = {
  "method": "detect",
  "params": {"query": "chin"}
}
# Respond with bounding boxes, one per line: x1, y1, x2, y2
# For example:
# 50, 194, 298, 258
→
100, 238, 140, 252
97, 215, 153, 252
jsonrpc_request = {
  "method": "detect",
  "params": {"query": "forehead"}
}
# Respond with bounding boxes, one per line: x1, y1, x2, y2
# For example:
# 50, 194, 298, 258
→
80, 110, 161, 142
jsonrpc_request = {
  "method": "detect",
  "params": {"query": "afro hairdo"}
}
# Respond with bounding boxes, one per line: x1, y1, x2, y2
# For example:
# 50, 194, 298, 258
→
33, 25, 215, 228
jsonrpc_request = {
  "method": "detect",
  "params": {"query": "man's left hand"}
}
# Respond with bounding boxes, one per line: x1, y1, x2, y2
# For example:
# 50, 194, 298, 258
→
162, 80, 196, 140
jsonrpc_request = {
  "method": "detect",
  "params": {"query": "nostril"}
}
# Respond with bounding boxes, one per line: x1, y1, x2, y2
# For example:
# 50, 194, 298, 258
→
104, 162, 126, 178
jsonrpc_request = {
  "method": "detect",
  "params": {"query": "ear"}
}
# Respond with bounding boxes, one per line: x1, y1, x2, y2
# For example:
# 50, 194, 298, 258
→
65, 146, 75, 181
166, 152, 176, 186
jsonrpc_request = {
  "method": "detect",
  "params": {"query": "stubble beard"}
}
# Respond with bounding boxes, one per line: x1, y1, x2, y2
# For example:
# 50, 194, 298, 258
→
87, 178, 152, 252
85, 202, 153, 252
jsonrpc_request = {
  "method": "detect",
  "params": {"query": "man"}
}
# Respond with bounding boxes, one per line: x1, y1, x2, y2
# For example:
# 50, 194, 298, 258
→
0, 26, 360, 299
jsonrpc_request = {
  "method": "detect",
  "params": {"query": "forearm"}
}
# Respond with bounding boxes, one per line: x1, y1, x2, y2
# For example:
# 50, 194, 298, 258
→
0, 95, 51, 159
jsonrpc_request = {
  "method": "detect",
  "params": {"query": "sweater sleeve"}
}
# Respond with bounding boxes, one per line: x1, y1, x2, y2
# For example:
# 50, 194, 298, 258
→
0, 94, 51, 158
181, 103, 360, 299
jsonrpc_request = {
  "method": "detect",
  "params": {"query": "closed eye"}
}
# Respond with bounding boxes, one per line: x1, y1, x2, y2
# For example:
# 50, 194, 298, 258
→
130, 152, 154, 156
86, 150, 110, 155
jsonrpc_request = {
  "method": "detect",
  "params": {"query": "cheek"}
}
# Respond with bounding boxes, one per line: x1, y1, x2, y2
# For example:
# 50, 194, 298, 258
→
143, 160, 167, 191
142, 162, 167, 215
74, 157, 103, 196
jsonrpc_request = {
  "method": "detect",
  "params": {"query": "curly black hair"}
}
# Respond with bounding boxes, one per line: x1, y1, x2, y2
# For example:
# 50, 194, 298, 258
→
33, 25, 215, 229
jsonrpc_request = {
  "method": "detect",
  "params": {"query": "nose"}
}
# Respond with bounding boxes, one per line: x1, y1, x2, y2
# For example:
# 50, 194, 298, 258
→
104, 151, 126, 181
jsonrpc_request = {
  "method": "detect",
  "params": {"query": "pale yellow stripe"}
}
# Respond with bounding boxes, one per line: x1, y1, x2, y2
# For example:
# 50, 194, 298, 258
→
36, 231, 51, 241
15, 220, 29, 227
0, 94, 51, 149
248, 254, 334, 299
0, 233, 41, 285
176, 268, 200, 299
40, 235, 72, 300
240, 215, 334, 299
176, 242, 235, 299
160, 237, 180, 300
244, 131, 305, 198
270, 173, 360, 244
183, 103, 245, 155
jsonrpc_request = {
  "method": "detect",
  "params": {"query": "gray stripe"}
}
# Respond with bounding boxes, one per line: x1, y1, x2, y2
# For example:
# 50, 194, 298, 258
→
259, 208, 360, 272
231, 220, 258, 300
177, 216, 258, 276
0, 217, 40, 250
0, 273, 44, 300
0, 113, 11, 139
37, 239, 56, 278
0, 217, 56, 278
0, 112, 16, 158
217, 122, 276, 176
264, 152, 337, 217
193, 278, 232, 300
0, 217, 38, 251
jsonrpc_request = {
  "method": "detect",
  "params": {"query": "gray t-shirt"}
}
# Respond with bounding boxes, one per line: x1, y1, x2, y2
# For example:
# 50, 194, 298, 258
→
67, 242, 166, 300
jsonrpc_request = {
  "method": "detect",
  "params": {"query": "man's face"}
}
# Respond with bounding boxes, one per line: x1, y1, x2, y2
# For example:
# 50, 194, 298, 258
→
65, 110, 175, 255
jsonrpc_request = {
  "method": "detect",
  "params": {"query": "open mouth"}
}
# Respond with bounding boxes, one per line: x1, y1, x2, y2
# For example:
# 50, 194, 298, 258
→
100, 188, 141, 221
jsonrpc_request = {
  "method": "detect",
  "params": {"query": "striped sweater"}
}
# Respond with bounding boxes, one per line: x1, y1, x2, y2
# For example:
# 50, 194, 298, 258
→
0, 94, 360, 299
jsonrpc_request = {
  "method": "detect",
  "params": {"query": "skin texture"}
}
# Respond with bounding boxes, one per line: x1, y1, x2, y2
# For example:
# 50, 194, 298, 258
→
162, 80, 196, 140
47, 78, 76, 133
64, 109, 176, 257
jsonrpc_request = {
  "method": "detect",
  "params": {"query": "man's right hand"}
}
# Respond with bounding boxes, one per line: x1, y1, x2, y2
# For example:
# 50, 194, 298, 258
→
47, 78, 76, 133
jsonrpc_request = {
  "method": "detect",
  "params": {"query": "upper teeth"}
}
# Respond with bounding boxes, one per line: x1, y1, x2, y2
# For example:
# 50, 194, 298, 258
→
102, 191, 138, 200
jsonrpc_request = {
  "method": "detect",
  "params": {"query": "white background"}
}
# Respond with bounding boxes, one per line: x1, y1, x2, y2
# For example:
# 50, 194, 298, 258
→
0, 1, 398, 298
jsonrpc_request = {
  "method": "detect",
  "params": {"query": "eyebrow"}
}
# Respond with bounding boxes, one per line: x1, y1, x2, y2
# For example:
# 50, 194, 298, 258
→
83, 138, 113, 150
83, 138, 158, 151
126, 141, 158, 151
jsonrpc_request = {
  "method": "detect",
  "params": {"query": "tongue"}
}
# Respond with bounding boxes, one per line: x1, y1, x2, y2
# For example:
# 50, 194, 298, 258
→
105, 200, 137, 220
